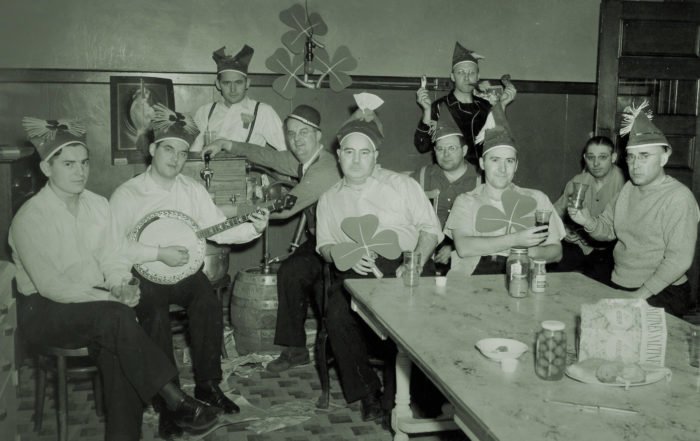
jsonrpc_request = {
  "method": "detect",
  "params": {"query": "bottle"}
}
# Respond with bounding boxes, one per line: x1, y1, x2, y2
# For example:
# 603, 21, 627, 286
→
535, 320, 567, 380
530, 259, 546, 293
506, 248, 529, 286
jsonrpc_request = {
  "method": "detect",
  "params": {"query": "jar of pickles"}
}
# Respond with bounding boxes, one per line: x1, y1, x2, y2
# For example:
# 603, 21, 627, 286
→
535, 320, 567, 380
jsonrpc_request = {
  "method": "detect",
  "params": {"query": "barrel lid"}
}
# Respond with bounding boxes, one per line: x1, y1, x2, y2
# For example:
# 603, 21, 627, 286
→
541, 320, 565, 331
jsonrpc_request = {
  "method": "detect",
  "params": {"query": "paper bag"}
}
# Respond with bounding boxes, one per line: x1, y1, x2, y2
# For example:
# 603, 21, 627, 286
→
578, 299, 667, 367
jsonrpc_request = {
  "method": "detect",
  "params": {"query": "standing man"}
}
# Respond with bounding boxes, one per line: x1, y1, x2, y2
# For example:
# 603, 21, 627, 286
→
551, 136, 625, 283
201, 105, 340, 372
445, 120, 565, 275
110, 107, 269, 438
414, 42, 516, 164
569, 102, 699, 318
316, 101, 443, 420
10, 117, 220, 441
190, 45, 286, 152
411, 114, 481, 274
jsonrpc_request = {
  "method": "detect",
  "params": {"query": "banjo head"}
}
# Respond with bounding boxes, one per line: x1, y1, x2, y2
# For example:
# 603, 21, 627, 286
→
129, 210, 206, 285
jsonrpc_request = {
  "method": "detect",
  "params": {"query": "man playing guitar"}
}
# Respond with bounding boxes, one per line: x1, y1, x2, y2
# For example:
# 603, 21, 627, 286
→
109, 105, 269, 440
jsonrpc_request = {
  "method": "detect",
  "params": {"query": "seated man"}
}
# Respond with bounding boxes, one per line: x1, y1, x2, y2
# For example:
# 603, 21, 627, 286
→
569, 102, 699, 318
109, 107, 269, 438
316, 100, 443, 421
10, 117, 220, 441
445, 118, 565, 275
190, 44, 285, 152
414, 41, 516, 165
551, 136, 625, 284
201, 105, 341, 372
411, 113, 481, 274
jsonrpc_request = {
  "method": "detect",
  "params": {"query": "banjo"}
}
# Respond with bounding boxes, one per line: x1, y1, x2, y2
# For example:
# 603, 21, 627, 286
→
129, 194, 296, 285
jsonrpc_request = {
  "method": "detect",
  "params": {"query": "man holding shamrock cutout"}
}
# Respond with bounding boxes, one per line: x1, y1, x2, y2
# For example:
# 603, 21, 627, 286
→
316, 94, 442, 421
445, 112, 565, 275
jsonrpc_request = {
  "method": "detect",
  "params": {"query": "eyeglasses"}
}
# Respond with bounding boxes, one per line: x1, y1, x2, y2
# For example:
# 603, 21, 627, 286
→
434, 145, 461, 154
625, 152, 660, 164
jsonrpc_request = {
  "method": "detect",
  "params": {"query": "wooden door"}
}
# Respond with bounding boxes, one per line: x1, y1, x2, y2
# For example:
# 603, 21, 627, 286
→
595, 0, 700, 305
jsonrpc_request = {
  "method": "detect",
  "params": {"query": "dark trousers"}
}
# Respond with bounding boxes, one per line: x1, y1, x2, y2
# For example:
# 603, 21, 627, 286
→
18, 294, 177, 441
550, 241, 614, 286
274, 238, 323, 347
326, 257, 402, 403
134, 269, 222, 384
612, 281, 693, 319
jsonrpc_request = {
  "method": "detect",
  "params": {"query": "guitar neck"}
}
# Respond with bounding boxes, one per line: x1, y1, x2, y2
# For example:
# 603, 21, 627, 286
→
196, 203, 273, 239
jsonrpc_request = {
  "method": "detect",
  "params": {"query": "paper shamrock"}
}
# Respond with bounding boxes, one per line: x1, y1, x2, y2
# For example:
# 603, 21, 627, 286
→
331, 214, 401, 272
279, 3, 328, 55
475, 189, 537, 234
265, 49, 306, 99
312, 46, 357, 92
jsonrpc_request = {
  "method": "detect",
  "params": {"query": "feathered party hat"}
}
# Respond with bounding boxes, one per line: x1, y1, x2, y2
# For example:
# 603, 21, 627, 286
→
151, 104, 199, 148
337, 93, 384, 150
620, 100, 669, 150
22, 117, 86, 160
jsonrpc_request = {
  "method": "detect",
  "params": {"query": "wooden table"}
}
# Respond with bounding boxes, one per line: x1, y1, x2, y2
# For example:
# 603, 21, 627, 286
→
345, 273, 700, 441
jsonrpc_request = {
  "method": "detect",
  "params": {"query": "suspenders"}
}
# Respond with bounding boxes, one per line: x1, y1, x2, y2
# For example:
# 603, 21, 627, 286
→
205, 101, 261, 143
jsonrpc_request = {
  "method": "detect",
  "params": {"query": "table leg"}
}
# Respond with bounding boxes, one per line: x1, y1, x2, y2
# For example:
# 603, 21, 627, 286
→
392, 350, 412, 441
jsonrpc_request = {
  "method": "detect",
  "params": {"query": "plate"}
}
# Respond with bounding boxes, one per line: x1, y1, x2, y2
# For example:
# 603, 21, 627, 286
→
566, 359, 672, 389
475, 338, 528, 361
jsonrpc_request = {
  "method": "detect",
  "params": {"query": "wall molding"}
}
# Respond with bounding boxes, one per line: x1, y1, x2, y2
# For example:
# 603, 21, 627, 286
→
0, 68, 596, 95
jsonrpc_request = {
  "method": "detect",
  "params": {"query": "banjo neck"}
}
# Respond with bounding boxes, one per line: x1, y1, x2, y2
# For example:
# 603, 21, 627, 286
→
195, 201, 278, 240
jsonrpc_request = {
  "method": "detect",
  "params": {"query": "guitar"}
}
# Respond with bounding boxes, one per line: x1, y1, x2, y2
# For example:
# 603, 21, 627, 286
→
129, 194, 297, 285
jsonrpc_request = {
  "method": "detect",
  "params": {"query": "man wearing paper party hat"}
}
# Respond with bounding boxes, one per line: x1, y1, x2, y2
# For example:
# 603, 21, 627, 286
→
445, 108, 565, 276
414, 41, 516, 164
569, 101, 699, 318
190, 44, 286, 152
315, 93, 442, 421
411, 107, 481, 274
10, 117, 222, 439
110, 105, 270, 438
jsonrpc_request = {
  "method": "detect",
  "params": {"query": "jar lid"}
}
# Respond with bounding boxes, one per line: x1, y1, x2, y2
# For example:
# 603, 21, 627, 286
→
533, 259, 546, 264
509, 247, 528, 254
541, 320, 565, 331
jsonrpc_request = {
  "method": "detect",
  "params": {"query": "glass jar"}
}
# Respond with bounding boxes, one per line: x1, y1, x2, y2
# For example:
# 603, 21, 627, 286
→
535, 320, 567, 380
506, 247, 529, 286
509, 273, 528, 298
530, 259, 546, 293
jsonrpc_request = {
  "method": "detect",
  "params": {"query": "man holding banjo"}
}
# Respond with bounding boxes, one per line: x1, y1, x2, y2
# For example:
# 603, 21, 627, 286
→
109, 105, 270, 439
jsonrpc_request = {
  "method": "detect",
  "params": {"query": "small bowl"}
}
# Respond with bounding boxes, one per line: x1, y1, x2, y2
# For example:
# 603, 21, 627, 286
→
475, 338, 528, 361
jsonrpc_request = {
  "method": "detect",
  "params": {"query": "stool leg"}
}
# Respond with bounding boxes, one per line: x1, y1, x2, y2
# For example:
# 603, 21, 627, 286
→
316, 325, 330, 409
34, 358, 46, 432
93, 373, 104, 417
56, 355, 68, 441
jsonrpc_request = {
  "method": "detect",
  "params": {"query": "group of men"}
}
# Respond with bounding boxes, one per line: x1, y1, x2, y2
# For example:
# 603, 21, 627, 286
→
8, 40, 700, 441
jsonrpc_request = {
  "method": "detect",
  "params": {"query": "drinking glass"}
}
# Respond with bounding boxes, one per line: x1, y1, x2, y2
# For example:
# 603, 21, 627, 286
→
535, 209, 552, 228
570, 183, 589, 210
204, 130, 217, 146
402, 251, 421, 287
120, 277, 140, 303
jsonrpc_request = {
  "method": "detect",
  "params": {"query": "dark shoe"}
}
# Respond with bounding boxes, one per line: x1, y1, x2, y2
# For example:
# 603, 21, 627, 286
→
360, 392, 384, 422
170, 395, 220, 434
194, 381, 240, 414
266, 346, 310, 373
157, 410, 183, 440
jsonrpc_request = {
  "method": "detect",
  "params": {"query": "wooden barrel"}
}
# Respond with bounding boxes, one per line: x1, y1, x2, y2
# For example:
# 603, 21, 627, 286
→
230, 265, 317, 355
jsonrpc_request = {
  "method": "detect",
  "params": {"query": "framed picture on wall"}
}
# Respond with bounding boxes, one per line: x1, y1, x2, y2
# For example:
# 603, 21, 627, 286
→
110, 76, 174, 165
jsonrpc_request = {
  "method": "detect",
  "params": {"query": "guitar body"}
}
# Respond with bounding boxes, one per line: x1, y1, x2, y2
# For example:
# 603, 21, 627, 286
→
129, 210, 206, 285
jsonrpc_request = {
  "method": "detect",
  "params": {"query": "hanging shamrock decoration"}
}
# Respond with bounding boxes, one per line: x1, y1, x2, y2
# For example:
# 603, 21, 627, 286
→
331, 214, 401, 278
475, 189, 537, 234
266, 2, 357, 99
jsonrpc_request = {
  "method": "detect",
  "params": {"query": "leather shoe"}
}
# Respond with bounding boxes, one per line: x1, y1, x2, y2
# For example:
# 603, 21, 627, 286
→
170, 395, 219, 434
266, 346, 310, 373
157, 410, 183, 440
360, 392, 384, 422
195, 381, 240, 414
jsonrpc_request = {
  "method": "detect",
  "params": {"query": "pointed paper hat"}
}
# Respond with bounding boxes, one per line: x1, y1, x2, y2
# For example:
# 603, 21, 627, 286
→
620, 100, 669, 150
213, 45, 254, 76
480, 104, 516, 156
452, 42, 484, 69
22, 117, 87, 161
434, 103, 463, 142
337, 93, 384, 150
151, 104, 199, 148
288, 104, 321, 130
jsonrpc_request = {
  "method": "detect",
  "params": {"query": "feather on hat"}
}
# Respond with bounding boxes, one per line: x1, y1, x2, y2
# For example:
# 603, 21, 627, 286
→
22, 117, 86, 161
336, 93, 384, 150
620, 100, 669, 150
151, 104, 199, 148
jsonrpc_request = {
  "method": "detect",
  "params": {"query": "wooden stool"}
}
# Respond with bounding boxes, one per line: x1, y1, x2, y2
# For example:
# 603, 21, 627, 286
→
170, 274, 231, 359
34, 346, 103, 441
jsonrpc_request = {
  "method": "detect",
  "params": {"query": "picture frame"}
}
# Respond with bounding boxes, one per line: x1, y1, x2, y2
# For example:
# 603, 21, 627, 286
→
110, 76, 174, 165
